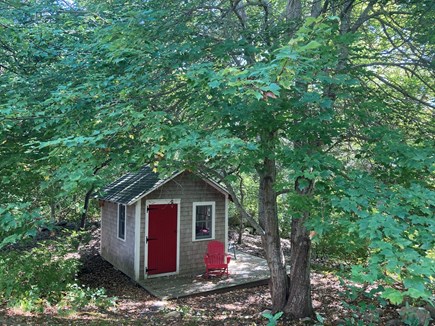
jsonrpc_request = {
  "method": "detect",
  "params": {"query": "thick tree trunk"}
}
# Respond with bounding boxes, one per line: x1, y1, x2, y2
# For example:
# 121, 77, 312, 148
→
284, 176, 315, 318
258, 155, 288, 312
338, 0, 353, 71
286, 0, 302, 21
284, 215, 314, 318
310, 0, 323, 18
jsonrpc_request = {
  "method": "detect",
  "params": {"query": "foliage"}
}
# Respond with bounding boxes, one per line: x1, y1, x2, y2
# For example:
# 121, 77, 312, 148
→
0, 203, 47, 248
311, 220, 369, 264
399, 304, 433, 326
340, 284, 387, 326
1, 0, 434, 316
0, 231, 115, 312
228, 173, 259, 229
58, 284, 116, 312
262, 311, 283, 326
331, 172, 435, 304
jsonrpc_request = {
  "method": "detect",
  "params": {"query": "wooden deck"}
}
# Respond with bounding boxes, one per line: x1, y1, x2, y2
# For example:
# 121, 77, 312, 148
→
138, 251, 270, 299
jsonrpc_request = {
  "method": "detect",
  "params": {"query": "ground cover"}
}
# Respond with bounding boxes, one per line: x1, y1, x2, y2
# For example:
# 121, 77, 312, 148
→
0, 227, 424, 325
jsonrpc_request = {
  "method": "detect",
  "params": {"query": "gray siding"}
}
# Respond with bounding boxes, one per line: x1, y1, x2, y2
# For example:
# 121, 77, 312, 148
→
140, 172, 227, 278
100, 202, 135, 279
100, 171, 228, 281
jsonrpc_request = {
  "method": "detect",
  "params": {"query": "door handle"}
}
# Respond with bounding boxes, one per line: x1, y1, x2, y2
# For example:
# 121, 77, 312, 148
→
146, 236, 157, 243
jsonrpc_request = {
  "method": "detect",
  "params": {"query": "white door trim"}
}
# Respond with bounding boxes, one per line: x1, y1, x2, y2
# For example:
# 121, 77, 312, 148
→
144, 199, 181, 279
134, 200, 141, 281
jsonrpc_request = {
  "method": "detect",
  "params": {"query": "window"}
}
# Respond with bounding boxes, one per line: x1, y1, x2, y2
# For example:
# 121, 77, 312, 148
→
192, 202, 215, 241
118, 204, 126, 240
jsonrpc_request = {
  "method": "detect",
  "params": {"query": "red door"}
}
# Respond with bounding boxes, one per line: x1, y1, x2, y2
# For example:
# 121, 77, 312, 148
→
147, 204, 177, 275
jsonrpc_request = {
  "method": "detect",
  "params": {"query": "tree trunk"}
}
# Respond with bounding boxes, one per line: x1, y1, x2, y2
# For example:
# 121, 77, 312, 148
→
238, 213, 243, 244
286, 0, 302, 21
50, 201, 56, 223
80, 186, 94, 229
238, 174, 245, 244
284, 214, 314, 318
79, 159, 111, 229
258, 155, 288, 312
284, 176, 315, 318
310, 0, 323, 17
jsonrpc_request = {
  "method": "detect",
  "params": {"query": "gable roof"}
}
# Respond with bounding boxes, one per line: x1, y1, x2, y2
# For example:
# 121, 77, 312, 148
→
98, 166, 230, 205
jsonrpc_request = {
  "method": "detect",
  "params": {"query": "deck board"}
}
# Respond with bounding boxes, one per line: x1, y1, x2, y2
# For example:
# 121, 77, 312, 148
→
138, 251, 271, 299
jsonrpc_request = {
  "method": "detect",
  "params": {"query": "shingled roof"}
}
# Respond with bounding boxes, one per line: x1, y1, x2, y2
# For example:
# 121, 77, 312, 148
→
98, 166, 230, 205
98, 166, 172, 205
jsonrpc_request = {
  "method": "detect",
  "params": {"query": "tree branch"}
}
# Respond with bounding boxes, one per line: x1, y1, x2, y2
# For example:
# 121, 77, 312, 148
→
350, 0, 377, 33
93, 158, 112, 175
354, 62, 434, 92
230, 0, 248, 29
198, 165, 265, 235
276, 188, 292, 196
371, 73, 435, 109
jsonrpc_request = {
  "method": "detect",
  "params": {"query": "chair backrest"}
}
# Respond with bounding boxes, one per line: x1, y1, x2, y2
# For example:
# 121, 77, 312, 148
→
207, 240, 225, 256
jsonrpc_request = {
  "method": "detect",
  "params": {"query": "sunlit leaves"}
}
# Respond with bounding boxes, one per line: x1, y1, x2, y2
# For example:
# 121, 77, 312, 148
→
1, 0, 434, 306
332, 172, 434, 302
0, 203, 46, 249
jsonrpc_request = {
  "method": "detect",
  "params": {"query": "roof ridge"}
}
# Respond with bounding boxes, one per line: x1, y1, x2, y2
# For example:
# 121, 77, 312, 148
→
98, 167, 230, 205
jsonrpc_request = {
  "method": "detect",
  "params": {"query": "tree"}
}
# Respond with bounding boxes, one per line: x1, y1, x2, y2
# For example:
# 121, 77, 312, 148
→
133, 0, 433, 317
1, 0, 433, 319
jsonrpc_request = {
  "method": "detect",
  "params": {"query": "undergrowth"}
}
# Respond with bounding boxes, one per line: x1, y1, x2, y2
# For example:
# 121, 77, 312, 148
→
0, 230, 116, 313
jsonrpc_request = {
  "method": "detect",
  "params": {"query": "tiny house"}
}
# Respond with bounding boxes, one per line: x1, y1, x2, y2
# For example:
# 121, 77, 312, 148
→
98, 166, 230, 281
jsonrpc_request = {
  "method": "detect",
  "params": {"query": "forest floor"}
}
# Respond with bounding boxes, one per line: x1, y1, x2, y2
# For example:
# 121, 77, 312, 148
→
0, 227, 408, 325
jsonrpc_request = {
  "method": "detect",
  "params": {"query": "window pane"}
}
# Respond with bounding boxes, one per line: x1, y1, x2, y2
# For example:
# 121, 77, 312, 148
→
195, 205, 212, 239
118, 204, 125, 239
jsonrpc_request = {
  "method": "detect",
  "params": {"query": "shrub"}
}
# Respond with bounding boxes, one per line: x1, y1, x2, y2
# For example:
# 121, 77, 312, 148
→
0, 230, 115, 312
311, 222, 369, 264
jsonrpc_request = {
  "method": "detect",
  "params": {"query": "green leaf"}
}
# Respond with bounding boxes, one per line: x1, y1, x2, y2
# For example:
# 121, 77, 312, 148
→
0, 234, 20, 248
268, 83, 280, 94
208, 80, 220, 88
403, 276, 426, 292
381, 288, 404, 305
302, 40, 322, 51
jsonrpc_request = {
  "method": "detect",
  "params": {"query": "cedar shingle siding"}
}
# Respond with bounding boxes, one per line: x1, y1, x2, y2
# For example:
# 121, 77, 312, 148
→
140, 172, 226, 277
101, 202, 136, 278
100, 169, 228, 280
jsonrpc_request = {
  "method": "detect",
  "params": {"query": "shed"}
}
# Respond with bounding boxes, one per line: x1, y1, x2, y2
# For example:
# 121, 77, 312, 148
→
98, 166, 230, 281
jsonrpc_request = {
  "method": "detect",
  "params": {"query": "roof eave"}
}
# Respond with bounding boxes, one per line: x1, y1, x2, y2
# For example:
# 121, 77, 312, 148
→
126, 170, 185, 205
126, 170, 232, 205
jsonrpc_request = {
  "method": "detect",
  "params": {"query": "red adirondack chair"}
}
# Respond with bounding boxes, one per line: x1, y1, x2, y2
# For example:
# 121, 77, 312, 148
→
204, 240, 231, 277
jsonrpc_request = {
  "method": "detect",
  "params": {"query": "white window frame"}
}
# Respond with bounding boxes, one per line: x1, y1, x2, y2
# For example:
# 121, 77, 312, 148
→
192, 201, 215, 242
117, 203, 127, 241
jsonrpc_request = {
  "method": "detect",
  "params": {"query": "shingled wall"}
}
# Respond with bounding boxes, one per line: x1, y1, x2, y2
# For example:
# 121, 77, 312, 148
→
140, 172, 227, 278
100, 202, 136, 279
100, 171, 228, 280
